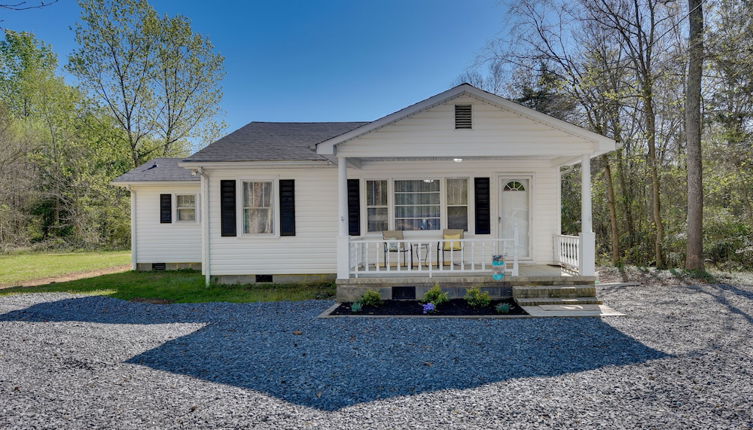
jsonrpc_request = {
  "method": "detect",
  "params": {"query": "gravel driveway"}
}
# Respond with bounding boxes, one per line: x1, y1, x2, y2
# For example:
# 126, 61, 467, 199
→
1, 282, 752, 429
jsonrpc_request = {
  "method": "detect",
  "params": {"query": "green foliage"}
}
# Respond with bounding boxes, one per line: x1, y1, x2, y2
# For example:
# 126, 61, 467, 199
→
421, 283, 449, 306
359, 289, 383, 307
464, 287, 491, 309
496, 303, 511, 314
68, 0, 225, 166
0, 0, 225, 252
350, 302, 363, 313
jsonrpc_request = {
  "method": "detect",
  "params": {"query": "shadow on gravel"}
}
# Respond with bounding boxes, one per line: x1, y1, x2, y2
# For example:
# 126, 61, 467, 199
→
0, 296, 670, 411
687, 284, 753, 324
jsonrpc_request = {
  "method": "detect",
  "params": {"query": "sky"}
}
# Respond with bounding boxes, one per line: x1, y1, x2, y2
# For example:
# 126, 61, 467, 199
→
3, 0, 507, 133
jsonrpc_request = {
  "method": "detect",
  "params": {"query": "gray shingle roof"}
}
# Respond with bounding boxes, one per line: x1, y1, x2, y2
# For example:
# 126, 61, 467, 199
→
183, 121, 369, 162
112, 158, 199, 183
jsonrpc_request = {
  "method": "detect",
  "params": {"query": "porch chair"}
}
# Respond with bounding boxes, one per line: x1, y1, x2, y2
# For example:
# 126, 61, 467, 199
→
437, 229, 464, 267
382, 230, 412, 268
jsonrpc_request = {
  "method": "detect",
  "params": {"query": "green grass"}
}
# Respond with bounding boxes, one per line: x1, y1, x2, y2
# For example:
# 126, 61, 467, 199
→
0, 250, 131, 285
0, 270, 336, 303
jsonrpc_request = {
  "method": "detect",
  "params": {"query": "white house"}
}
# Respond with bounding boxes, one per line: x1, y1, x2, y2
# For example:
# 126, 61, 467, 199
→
113, 84, 616, 299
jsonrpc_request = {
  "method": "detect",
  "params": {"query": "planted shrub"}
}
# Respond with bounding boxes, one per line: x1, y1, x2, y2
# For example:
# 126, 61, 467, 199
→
421, 302, 436, 314
496, 303, 511, 314
359, 290, 383, 307
421, 284, 449, 307
464, 287, 491, 308
350, 302, 363, 313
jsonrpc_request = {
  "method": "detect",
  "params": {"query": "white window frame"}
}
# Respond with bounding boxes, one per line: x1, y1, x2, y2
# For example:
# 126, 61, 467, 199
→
445, 177, 470, 231
172, 193, 200, 224
393, 177, 442, 232
364, 179, 389, 233
236, 178, 280, 238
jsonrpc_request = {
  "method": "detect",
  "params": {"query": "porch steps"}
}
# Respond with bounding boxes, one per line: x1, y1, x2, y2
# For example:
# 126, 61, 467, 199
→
512, 284, 597, 299
515, 297, 603, 306
513, 284, 617, 316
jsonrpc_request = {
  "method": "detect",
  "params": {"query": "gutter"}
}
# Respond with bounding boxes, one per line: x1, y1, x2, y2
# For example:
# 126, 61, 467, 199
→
194, 167, 211, 287
128, 185, 137, 271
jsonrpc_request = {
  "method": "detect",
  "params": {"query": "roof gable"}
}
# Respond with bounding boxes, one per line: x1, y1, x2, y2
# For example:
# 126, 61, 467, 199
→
316, 83, 615, 156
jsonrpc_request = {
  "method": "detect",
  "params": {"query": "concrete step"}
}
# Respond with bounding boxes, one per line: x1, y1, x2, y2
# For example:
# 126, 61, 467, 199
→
515, 297, 603, 306
512, 285, 597, 299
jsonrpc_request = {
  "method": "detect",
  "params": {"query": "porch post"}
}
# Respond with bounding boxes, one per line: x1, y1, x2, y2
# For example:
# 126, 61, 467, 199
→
336, 156, 350, 279
579, 154, 596, 276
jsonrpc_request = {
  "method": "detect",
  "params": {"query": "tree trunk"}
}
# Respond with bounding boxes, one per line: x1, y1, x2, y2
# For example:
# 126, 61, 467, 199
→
685, 0, 704, 271
602, 154, 621, 264
645, 94, 665, 268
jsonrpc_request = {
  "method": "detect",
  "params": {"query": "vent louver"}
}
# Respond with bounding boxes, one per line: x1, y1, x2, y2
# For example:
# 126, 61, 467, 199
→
455, 104, 472, 129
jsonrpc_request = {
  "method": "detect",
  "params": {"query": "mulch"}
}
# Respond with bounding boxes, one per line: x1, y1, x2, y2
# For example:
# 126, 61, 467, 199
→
329, 298, 527, 316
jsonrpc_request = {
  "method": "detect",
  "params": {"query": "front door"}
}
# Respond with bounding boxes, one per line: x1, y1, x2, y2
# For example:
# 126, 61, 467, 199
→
499, 177, 530, 259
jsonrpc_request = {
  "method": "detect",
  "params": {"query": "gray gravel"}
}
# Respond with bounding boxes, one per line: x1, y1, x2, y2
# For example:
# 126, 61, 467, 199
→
1, 283, 752, 429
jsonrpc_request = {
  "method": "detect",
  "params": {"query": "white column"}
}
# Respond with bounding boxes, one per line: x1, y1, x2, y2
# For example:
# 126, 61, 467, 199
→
336, 157, 350, 279
579, 154, 596, 276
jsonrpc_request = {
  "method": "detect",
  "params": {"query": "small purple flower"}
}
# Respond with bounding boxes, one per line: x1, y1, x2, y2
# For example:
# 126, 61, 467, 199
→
422, 302, 436, 314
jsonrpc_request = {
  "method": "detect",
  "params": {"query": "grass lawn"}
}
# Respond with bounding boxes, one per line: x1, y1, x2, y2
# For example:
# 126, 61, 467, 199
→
0, 250, 131, 286
0, 270, 336, 303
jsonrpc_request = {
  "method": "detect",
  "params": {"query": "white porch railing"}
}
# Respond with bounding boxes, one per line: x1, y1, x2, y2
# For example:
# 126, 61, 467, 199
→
349, 236, 519, 278
554, 234, 580, 273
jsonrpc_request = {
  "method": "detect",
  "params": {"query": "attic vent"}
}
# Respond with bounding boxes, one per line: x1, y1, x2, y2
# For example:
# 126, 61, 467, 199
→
455, 104, 472, 129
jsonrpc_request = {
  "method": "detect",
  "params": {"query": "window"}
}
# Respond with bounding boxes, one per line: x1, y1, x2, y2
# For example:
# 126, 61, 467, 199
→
394, 179, 440, 231
176, 194, 196, 222
504, 180, 526, 191
366, 180, 388, 232
455, 104, 472, 129
242, 181, 274, 234
446, 178, 468, 230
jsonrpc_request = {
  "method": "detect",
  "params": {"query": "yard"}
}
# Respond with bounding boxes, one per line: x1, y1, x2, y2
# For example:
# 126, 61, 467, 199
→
0, 250, 131, 287
0, 270, 336, 303
1, 271, 752, 428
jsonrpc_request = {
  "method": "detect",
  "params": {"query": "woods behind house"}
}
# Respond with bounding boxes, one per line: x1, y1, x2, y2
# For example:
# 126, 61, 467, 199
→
460, 0, 753, 270
0, 0, 223, 250
2, 0, 753, 271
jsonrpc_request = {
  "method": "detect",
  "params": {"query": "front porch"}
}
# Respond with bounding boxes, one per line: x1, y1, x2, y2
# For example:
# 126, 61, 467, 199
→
335, 264, 597, 302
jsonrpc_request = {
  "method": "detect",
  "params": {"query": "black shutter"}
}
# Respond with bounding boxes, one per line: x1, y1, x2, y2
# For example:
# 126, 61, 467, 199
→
220, 180, 236, 237
347, 179, 360, 236
279, 179, 296, 236
159, 194, 172, 223
474, 177, 490, 234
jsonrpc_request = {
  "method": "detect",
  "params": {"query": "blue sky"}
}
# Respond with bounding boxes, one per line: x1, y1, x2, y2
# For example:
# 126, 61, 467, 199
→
3, 0, 506, 133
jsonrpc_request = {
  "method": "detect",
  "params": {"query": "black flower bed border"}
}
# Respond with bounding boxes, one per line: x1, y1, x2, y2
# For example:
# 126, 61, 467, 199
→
326, 298, 529, 318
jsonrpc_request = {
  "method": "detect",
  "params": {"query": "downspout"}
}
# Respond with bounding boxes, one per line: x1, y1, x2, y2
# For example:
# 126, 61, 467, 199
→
129, 185, 137, 271
195, 168, 211, 286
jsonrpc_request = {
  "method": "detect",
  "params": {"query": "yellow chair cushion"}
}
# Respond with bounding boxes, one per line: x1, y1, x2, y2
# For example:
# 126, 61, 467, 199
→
443, 233, 463, 251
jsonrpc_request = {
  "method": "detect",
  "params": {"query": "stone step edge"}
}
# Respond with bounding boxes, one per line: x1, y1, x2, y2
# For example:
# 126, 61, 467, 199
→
515, 297, 603, 305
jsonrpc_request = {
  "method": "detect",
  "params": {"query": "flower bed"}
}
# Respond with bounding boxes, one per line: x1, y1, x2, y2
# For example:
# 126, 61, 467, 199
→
329, 298, 527, 316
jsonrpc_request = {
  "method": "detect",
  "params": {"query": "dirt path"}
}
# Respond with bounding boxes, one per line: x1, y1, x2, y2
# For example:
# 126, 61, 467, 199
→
0, 265, 131, 289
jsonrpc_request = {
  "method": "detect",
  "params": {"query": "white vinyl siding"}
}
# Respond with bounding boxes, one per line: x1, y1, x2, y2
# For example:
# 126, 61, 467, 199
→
335, 95, 596, 158
208, 168, 338, 275
133, 184, 201, 263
